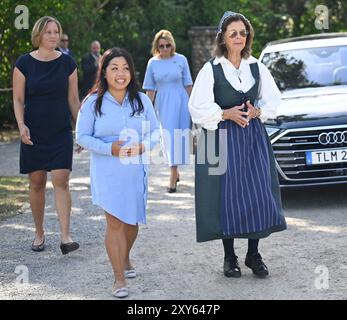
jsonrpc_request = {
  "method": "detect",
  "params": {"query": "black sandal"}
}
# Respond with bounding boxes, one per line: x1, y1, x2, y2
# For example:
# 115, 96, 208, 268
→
60, 241, 79, 255
31, 236, 45, 252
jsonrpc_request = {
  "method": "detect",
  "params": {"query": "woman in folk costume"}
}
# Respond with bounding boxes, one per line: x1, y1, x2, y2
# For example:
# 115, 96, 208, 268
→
189, 12, 286, 278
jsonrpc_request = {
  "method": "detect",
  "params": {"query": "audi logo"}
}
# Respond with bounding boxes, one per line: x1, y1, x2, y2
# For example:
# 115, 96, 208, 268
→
318, 131, 347, 145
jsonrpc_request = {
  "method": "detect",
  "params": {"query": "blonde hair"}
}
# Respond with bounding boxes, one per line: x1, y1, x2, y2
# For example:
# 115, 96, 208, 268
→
31, 16, 62, 48
150, 29, 176, 57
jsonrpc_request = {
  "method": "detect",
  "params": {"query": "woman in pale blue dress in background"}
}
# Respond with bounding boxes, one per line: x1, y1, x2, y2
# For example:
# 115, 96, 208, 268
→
143, 29, 193, 192
76, 47, 159, 298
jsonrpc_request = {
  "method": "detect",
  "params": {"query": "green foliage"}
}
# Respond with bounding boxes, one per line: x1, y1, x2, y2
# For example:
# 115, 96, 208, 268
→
0, 175, 28, 220
1, 0, 346, 128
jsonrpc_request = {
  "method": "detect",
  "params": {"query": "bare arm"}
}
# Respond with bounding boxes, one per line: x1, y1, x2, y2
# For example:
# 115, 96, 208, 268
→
68, 69, 80, 126
145, 90, 156, 103
13, 67, 33, 145
185, 85, 192, 97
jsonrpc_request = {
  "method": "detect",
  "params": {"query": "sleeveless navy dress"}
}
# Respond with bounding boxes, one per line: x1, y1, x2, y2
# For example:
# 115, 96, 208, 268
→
15, 53, 77, 174
194, 59, 286, 242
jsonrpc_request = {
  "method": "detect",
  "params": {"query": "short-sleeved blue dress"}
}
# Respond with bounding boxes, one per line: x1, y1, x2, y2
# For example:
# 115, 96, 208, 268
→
143, 53, 193, 166
14, 52, 77, 174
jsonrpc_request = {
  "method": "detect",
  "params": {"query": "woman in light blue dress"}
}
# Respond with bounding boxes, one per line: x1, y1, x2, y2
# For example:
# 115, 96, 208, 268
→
76, 48, 159, 298
143, 29, 193, 192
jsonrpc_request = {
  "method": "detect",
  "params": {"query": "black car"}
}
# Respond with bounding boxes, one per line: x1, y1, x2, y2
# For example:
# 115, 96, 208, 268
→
260, 33, 347, 187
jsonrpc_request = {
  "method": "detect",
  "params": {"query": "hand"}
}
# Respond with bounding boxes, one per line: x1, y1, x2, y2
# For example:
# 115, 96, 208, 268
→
111, 140, 126, 157
245, 100, 257, 122
121, 143, 145, 158
75, 144, 84, 153
19, 123, 33, 145
223, 104, 249, 128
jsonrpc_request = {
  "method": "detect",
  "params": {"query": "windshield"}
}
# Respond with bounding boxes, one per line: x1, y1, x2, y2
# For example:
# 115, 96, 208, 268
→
262, 45, 347, 91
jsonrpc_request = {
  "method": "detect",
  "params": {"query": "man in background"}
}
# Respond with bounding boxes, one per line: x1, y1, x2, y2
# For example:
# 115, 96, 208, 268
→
80, 40, 101, 99
58, 33, 74, 58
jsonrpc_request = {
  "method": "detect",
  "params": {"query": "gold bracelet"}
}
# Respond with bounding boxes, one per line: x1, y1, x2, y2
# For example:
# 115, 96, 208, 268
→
255, 108, 262, 118
221, 110, 225, 121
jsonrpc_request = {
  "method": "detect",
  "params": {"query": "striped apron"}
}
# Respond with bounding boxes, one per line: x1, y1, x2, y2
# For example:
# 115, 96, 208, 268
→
194, 59, 286, 242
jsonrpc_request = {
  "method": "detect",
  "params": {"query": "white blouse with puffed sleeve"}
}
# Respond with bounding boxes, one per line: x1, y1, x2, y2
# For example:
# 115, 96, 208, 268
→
188, 55, 281, 130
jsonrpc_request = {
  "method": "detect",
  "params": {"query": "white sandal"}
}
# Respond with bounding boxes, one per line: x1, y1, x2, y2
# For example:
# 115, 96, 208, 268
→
112, 286, 129, 298
124, 269, 136, 279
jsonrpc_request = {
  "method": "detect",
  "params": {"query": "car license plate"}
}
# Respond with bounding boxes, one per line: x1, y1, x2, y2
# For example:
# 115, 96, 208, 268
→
306, 148, 347, 165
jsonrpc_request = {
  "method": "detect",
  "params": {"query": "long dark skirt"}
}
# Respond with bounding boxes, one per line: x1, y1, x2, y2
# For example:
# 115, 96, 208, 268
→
194, 120, 286, 242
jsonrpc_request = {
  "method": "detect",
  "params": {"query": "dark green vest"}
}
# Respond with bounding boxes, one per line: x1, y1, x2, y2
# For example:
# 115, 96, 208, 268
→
211, 59, 260, 109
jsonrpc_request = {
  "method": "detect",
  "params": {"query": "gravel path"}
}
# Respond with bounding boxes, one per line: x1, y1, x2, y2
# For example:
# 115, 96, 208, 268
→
0, 139, 346, 300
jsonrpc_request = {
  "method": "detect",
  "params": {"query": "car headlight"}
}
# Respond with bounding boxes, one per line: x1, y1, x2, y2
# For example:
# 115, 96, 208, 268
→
265, 126, 280, 138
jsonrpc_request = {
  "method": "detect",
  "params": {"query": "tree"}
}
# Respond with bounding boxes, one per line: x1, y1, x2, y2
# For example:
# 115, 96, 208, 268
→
1, 0, 346, 128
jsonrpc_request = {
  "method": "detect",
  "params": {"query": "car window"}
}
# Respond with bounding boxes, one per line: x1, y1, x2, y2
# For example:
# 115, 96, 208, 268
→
262, 45, 347, 91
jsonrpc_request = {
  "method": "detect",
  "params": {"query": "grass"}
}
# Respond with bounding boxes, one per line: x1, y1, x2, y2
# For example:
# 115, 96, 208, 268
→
0, 176, 28, 221
0, 129, 19, 143
0, 129, 27, 220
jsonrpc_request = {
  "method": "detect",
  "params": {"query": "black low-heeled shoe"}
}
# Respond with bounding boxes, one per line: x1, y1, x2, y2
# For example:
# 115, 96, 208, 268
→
60, 241, 79, 255
167, 186, 177, 193
223, 256, 241, 278
167, 178, 178, 193
31, 236, 45, 252
245, 252, 269, 277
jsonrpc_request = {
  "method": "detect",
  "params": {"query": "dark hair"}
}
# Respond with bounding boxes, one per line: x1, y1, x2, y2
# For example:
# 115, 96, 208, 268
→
214, 13, 254, 59
87, 47, 144, 117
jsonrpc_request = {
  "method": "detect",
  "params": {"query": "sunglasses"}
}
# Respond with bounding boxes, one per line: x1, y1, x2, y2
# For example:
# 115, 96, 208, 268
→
228, 30, 249, 38
158, 43, 172, 49
61, 39, 69, 42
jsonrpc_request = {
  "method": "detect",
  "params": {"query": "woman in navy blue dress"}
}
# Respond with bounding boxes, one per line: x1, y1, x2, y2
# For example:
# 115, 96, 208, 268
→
189, 12, 286, 278
13, 16, 80, 254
